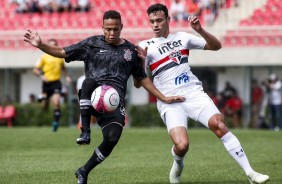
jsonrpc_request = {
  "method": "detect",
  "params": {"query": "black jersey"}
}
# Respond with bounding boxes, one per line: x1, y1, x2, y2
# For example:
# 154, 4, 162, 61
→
64, 35, 147, 106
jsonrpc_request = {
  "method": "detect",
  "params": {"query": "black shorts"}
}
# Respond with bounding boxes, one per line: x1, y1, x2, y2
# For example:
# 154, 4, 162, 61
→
42, 80, 62, 98
91, 105, 125, 128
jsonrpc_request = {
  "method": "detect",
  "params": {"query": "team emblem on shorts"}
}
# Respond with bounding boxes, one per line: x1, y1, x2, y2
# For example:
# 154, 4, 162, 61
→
124, 49, 132, 61
175, 72, 189, 85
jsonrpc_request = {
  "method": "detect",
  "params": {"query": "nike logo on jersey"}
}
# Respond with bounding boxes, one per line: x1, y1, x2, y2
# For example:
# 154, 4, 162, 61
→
99, 49, 108, 52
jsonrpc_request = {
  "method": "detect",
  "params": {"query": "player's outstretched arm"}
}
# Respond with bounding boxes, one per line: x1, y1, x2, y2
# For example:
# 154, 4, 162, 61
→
188, 16, 222, 51
140, 77, 185, 103
24, 30, 67, 58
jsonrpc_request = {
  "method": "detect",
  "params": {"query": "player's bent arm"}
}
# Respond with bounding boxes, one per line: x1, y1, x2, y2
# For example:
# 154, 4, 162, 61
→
140, 77, 185, 103
24, 30, 67, 58
33, 67, 41, 77
133, 77, 142, 88
197, 28, 222, 51
38, 42, 67, 58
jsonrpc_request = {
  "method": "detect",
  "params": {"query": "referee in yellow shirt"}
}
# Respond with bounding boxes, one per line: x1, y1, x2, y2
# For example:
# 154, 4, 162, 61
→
33, 38, 71, 132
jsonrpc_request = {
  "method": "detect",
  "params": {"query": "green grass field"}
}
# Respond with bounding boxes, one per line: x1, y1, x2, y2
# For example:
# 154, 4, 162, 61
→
0, 127, 281, 184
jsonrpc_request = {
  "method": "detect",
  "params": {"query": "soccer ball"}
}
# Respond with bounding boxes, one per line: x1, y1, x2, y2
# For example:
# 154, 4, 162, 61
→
91, 85, 120, 113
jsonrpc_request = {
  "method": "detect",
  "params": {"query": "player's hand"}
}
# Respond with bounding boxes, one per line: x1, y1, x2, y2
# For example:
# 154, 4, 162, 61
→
40, 75, 48, 82
135, 45, 147, 61
188, 16, 202, 32
163, 96, 185, 104
23, 30, 42, 47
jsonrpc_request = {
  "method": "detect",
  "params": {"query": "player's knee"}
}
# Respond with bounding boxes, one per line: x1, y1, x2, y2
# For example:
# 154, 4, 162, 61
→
80, 78, 99, 99
175, 141, 189, 155
103, 126, 122, 146
104, 133, 120, 147
82, 79, 98, 92
209, 114, 229, 137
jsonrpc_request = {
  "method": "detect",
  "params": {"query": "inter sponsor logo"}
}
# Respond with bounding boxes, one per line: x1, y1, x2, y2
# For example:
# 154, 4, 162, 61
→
175, 72, 189, 85
158, 40, 183, 54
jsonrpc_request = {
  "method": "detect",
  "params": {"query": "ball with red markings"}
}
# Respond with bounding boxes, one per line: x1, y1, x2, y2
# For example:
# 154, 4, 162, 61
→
91, 85, 120, 113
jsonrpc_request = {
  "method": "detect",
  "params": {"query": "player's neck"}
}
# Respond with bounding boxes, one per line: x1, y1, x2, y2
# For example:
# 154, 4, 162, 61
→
113, 38, 124, 45
156, 30, 170, 39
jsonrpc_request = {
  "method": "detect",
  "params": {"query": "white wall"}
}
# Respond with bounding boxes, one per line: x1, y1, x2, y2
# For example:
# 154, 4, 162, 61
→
130, 84, 149, 105
21, 70, 41, 103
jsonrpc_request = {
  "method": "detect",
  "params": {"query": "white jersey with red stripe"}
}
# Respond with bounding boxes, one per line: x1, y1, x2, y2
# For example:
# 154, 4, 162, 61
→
138, 32, 206, 96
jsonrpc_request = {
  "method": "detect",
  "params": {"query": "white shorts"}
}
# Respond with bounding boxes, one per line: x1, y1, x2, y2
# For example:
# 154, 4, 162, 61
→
157, 90, 221, 132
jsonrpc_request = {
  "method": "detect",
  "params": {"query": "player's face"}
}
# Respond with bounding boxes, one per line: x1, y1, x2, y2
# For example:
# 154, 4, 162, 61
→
102, 18, 123, 45
148, 11, 170, 38
48, 40, 58, 46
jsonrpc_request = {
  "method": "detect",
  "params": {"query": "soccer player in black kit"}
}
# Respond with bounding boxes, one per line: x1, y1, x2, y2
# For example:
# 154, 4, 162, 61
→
24, 10, 184, 184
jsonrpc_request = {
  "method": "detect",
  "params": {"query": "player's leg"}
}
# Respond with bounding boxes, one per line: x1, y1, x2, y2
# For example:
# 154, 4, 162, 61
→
42, 95, 49, 110
274, 105, 282, 131
41, 83, 49, 110
76, 122, 123, 184
51, 93, 61, 132
49, 81, 63, 132
163, 109, 188, 184
198, 103, 269, 184
77, 78, 99, 144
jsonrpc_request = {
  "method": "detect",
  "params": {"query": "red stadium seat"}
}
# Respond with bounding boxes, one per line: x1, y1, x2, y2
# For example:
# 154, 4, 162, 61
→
0, 105, 16, 127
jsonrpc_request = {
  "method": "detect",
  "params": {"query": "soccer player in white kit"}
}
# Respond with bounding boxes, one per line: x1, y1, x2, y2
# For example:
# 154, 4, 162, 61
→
136, 3, 269, 184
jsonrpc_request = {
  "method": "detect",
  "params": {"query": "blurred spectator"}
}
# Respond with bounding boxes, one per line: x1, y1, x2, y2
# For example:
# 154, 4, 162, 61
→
73, 0, 90, 12
170, 0, 188, 22
53, 0, 71, 13
222, 81, 236, 102
263, 73, 282, 131
28, 0, 42, 13
202, 0, 219, 25
38, 0, 54, 13
29, 93, 37, 103
250, 79, 264, 128
207, 91, 218, 106
224, 90, 242, 128
217, 92, 226, 113
9, 0, 29, 13
186, 0, 200, 16
256, 78, 271, 129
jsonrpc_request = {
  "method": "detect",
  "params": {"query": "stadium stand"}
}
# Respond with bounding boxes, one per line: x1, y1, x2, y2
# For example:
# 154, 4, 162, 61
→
223, 0, 282, 47
0, 0, 167, 49
0, 0, 281, 49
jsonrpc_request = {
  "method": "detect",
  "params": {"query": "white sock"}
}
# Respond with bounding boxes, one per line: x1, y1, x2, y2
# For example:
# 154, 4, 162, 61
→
221, 132, 253, 175
171, 146, 184, 168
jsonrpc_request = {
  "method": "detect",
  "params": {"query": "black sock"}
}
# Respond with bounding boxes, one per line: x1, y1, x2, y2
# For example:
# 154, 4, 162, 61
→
82, 123, 123, 173
53, 109, 61, 122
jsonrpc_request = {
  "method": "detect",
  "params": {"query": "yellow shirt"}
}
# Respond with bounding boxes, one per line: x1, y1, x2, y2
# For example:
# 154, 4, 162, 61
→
35, 54, 65, 82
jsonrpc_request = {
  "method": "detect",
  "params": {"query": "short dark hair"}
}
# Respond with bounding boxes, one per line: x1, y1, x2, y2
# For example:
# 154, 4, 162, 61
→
103, 10, 121, 21
48, 38, 58, 45
147, 3, 169, 18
